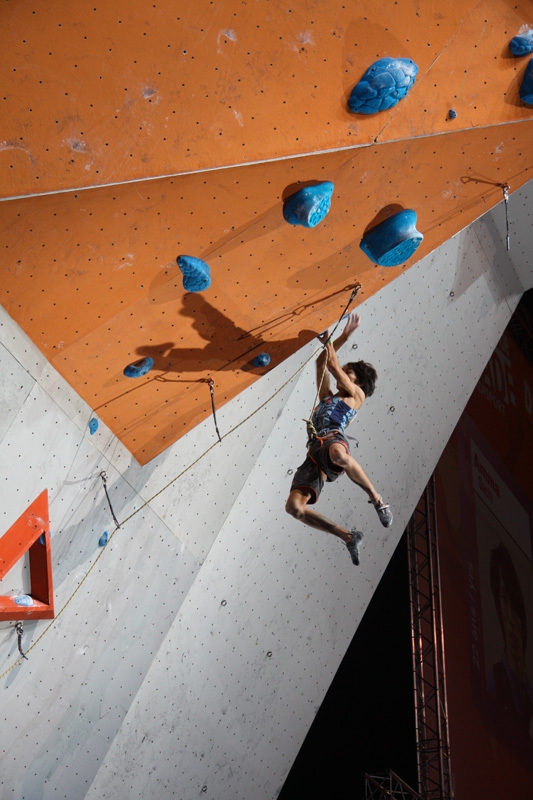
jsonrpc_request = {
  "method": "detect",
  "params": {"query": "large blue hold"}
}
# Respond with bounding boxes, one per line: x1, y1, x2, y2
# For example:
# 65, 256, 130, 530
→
520, 58, 533, 104
177, 255, 212, 292
360, 209, 423, 267
348, 57, 418, 114
283, 181, 334, 228
509, 29, 533, 56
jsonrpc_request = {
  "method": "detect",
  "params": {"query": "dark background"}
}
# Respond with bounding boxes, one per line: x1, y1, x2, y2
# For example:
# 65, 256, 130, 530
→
279, 534, 418, 799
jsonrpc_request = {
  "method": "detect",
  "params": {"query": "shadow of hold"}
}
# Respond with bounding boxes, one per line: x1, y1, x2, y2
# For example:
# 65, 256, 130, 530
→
201, 200, 284, 261
362, 204, 405, 236
503, 57, 533, 108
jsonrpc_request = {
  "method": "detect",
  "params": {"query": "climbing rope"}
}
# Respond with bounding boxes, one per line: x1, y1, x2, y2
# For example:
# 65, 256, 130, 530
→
0, 324, 331, 680
0, 283, 364, 679
303, 282, 361, 446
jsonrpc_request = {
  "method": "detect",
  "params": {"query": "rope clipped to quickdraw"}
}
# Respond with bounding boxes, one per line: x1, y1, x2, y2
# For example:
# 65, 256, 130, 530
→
100, 471, 121, 529
207, 379, 222, 443
15, 622, 28, 661
303, 282, 361, 447
502, 183, 510, 251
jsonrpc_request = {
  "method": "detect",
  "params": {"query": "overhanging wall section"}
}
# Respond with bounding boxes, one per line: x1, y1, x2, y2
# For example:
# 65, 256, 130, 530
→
1, 126, 531, 464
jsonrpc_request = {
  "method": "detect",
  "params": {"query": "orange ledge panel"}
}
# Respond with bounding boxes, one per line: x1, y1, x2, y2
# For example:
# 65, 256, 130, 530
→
0, 491, 55, 621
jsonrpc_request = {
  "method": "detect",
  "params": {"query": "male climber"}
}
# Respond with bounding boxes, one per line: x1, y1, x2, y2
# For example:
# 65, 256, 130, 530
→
285, 311, 392, 565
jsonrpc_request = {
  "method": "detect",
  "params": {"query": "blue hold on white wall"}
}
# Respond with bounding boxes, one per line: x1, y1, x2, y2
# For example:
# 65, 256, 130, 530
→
348, 57, 418, 114
360, 209, 423, 267
283, 181, 334, 228
177, 255, 212, 292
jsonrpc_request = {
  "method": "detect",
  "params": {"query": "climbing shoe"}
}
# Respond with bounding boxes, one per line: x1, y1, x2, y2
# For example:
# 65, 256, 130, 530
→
374, 498, 393, 528
346, 529, 364, 566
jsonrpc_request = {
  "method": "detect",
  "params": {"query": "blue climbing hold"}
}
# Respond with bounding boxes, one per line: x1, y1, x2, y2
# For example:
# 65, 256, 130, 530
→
520, 58, 533, 104
89, 418, 99, 435
448, 108, 457, 119
360, 209, 423, 267
14, 594, 34, 606
123, 356, 154, 378
509, 29, 533, 56
283, 181, 334, 228
177, 255, 211, 292
99, 531, 109, 547
348, 57, 418, 114
253, 353, 271, 367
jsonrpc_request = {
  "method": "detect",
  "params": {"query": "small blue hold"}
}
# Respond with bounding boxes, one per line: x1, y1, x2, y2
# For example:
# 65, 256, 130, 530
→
123, 356, 154, 378
177, 255, 211, 292
509, 29, 533, 56
253, 353, 271, 367
520, 57, 533, 104
348, 57, 418, 115
89, 418, 99, 435
283, 181, 334, 228
448, 108, 457, 119
360, 209, 423, 267
99, 531, 109, 547
14, 594, 34, 607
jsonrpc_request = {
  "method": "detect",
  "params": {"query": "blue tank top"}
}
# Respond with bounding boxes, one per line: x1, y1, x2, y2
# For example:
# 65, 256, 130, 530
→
312, 395, 357, 434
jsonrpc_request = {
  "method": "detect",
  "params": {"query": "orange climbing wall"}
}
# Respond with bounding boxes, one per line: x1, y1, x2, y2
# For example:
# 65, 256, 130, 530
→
1, 0, 532, 463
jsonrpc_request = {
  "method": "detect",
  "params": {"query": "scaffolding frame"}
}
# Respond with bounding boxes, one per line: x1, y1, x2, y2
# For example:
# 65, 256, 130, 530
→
406, 476, 453, 800
364, 769, 424, 800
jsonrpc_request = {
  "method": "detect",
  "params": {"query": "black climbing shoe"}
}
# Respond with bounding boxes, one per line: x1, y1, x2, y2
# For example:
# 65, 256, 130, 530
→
346, 529, 364, 566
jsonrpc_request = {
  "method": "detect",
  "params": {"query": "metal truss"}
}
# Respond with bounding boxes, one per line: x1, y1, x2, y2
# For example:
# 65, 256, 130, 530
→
406, 476, 453, 800
364, 769, 423, 800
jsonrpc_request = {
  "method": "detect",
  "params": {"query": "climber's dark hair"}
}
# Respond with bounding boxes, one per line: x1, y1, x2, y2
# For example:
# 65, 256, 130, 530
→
345, 360, 377, 397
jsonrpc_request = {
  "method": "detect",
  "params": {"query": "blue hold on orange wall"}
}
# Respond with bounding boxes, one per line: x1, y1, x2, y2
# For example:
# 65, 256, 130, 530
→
283, 182, 334, 228
360, 209, 423, 267
177, 255, 212, 292
348, 57, 418, 114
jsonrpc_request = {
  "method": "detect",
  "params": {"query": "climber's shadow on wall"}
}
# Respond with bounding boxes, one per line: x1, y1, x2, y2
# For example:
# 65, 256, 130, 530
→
134, 293, 316, 374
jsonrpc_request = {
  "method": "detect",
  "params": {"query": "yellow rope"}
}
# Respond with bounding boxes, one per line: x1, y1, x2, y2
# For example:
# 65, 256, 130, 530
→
2, 282, 361, 678
1, 343, 322, 680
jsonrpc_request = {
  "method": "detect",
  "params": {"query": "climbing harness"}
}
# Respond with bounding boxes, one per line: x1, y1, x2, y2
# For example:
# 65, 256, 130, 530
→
303, 282, 361, 446
207, 379, 222, 444
99, 471, 121, 529
502, 183, 510, 251
15, 622, 28, 661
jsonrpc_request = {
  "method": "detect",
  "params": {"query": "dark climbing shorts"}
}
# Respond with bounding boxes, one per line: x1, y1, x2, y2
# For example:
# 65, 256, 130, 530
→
290, 431, 350, 504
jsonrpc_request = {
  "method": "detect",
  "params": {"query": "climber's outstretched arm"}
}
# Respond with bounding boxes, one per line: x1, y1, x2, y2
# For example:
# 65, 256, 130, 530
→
316, 312, 360, 399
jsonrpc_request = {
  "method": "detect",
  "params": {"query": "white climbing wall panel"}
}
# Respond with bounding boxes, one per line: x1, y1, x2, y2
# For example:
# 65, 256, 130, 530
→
0, 184, 532, 799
